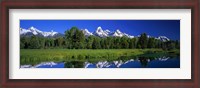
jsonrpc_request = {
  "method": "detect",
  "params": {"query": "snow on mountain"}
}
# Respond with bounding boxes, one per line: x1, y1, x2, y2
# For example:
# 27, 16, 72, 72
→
82, 27, 135, 38
156, 36, 170, 42
104, 29, 111, 35
112, 29, 124, 37
91, 27, 134, 38
147, 35, 151, 38
135, 35, 170, 42
82, 29, 93, 36
111, 29, 134, 38
20, 26, 61, 37
42, 30, 58, 37
20, 28, 31, 35
128, 35, 134, 38
20, 26, 170, 41
93, 26, 108, 37
124, 33, 134, 38
28, 26, 42, 35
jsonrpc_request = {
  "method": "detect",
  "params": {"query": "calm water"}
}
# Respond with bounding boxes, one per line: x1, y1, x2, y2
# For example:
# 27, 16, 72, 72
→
20, 56, 180, 68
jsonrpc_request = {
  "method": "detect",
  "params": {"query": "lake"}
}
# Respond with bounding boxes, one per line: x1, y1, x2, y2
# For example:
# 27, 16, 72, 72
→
20, 56, 180, 68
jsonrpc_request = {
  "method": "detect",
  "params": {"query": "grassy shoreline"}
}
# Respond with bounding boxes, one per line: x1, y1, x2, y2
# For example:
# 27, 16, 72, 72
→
20, 49, 179, 65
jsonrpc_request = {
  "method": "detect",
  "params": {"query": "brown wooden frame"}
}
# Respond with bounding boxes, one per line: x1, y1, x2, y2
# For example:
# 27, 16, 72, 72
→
0, 0, 199, 88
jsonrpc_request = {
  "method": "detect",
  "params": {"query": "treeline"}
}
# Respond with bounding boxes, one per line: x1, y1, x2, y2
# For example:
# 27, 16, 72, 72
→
20, 27, 180, 50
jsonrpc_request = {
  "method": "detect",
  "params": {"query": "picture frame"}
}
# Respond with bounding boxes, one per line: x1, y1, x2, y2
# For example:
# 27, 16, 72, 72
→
0, 0, 199, 88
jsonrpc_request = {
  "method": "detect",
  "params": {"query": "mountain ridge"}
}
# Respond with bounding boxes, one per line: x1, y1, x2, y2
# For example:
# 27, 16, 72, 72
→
20, 26, 64, 38
20, 26, 170, 41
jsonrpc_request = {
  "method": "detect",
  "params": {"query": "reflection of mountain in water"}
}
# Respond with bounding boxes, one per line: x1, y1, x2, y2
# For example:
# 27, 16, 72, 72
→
20, 56, 179, 68
20, 62, 63, 68
84, 56, 171, 68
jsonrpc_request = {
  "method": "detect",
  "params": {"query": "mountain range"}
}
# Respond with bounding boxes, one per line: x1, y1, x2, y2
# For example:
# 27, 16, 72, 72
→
20, 26, 63, 38
20, 26, 170, 42
82, 26, 134, 38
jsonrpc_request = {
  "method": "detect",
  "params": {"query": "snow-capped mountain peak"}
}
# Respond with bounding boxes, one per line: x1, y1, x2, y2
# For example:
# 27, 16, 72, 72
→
20, 26, 170, 41
116, 29, 121, 34
96, 26, 104, 33
104, 30, 111, 35
20, 28, 31, 35
29, 26, 41, 32
42, 30, 58, 37
156, 36, 170, 42
82, 29, 93, 36
124, 33, 134, 38
93, 26, 108, 37
20, 26, 60, 37
112, 29, 124, 37
91, 27, 135, 38
29, 26, 35, 30
28, 26, 42, 35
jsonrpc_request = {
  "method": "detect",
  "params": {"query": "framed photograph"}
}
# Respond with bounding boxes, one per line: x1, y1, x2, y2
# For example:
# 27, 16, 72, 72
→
1, 0, 199, 88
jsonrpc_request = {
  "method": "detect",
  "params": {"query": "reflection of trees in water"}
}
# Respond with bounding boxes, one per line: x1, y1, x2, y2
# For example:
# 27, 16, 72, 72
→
139, 57, 148, 67
64, 56, 173, 68
138, 57, 155, 67
64, 61, 84, 68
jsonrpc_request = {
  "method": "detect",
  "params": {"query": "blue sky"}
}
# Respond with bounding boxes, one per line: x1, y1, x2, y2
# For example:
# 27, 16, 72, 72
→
20, 20, 180, 40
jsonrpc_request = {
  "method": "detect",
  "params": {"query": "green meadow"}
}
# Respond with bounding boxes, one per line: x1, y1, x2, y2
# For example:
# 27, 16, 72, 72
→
20, 49, 179, 65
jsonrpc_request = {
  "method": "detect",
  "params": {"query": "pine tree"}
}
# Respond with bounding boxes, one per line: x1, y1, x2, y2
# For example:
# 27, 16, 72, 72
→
137, 33, 148, 49
29, 35, 40, 49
